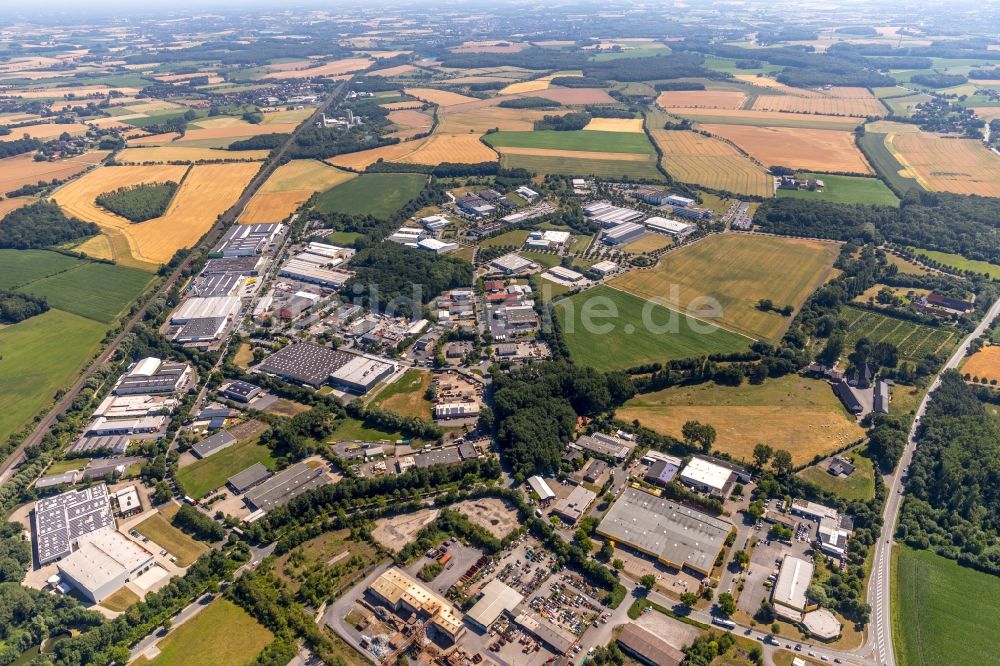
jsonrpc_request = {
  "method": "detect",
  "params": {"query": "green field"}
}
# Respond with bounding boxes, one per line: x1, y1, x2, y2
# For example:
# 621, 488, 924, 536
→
884, 94, 932, 117
909, 248, 1000, 278
857, 133, 923, 196
0, 250, 82, 289
797, 447, 876, 501
370, 368, 432, 419
702, 56, 782, 75
0, 309, 106, 446
521, 250, 561, 269
315, 173, 426, 219
893, 547, 1000, 666
498, 153, 664, 181
177, 438, 276, 499
776, 173, 900, 206
332, 416, 405, 443
325, 230, 364, 246
481, 229, 530, 249
554, 284, 750, 371
134, 598, 272, 666
484, 130, 655, 154
841, 306, 955, 362
19, 262, 152, 323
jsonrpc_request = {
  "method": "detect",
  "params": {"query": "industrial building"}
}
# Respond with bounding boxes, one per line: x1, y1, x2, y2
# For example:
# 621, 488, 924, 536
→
575, 433, 634, 460
34, 485, 115, 565
201, 255, 265, 276
244, 462, 329, 513
597, 487, 732, 575
631, 186, 673, 206
420, 214, 452, 231
174, 316, 229, 343
644, 216, 694, 237
791, 500, 854, 557
771, 555, 815, 620
255, 342, 355, 388
582, 201, 644, 227
602, 221, 646, 246
67, 434, 131, 456
543, 266, 585, 284
526, 229, 570, 249
645, 456, 682, 486
368, 567, 466, 642
434, 402, 480, 419
279, 243, 354, 288
114, 358, 190, 395
86, 416, 165, 437
589, 260, 618, 277
552, 485, 597, 525
329, 354, 396, 394
417, 237, 458, 254
228, 463, 273, 494
170, 296, 241, 325
221, 380, 263, 403
489, 253, 537, 275
93, 394, 179, 420
527, 476, 555, 502
191, 430, 237, 459
57, 529, 154, 603
665, 194, 695, 207
616, 623, 686, 666
212, 223, 283, 257
679, 457, 737, 498
36, 471, 80, 489
465, 579, 524, 631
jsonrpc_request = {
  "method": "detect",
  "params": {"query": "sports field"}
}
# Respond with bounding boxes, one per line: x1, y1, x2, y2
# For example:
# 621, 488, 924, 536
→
554, 284, 750, 371
893, 547, 1000, 666
618, 375, 865, 466
484, 130, 655, 154
610, 234, 839, 340
314, 172, 426, 219
177, 438, 276, 499
55, 162, 259, 267
887, 132, 1000, 196
0, 309, 106, 447
647, 128, 773, 197
776, 172, 899, 206
240, 159, 355, 223
134, 598, 273, 666
133, 508, 208, 567
701, 124, 873, 174
18, 261, 152, 323
840, 306, 955, 362
371, 369, 433, 419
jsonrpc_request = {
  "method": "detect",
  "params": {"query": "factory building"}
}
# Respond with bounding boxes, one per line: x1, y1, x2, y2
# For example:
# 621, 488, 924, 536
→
644, 216, 695, 237
368, 568, 466, 642
329, 355, 396, 394
211, 223, 283, 257
602, 222, 646, 245
465, 579, 524, 631
57, 529, 154, 603
114, 358, 190, 395
771, 555, 815, 621
679, 456, 737, 498
34, 485, 115, 565
170, 296, 241, 325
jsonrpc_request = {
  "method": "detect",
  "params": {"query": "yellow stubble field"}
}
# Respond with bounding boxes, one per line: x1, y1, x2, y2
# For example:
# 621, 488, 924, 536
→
701, 124, 874, 174
54, 163, 258, 267
115, 146, 268, 163
0, 151, 107, 196
404, 87, 480, 106
648, 128, 773, 197
887, 132, 1000, 196
240, 160, 355, 223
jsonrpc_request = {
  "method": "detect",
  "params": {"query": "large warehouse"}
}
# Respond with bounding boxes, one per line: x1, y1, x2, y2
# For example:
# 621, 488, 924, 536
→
465, 579, 524, 631
57, 529, 154, 602
772, 555, 815, 620
114, 357, 190, 395
368, 568, 466, 642
170, 296, 241, 325
597, 487, 732, 575
34, 485, 115, 565
255, 342, 355, 388
244, 461, 329, 513
329, 355, 396, 394
679, 457, 736, 498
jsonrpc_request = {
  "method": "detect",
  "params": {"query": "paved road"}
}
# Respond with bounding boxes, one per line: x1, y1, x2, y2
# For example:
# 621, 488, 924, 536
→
863, 295, 1000, 666
0, 83, 343, 485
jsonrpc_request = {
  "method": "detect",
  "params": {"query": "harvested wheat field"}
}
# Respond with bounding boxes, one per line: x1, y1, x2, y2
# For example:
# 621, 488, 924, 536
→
368, 64, 419, 77
451, 40, 529, 54
865, 121, 922, 134
584, 117, 644, 132
404, 87, 479, 107
887, 132, 1000, 196
176, 122, 300, 146
327, 140, 429, 170
116, 146, 268, 164
381, 101, 425, 110
261, 57, 372, 79
127, 132, 182, 146
0, 122, 89, 141
54, 163, 258, 266
962, 345, 1000, 384
0, 112, 42, 125
262, 108, 314, 125
751, 93, 886, 117
387, 109, 434, 139
499, 71, 582, 95
668, 108, 861, 130
702, 124, 873, 173
437, 107, 550, 133
0, 151, 107, 196
241, 160, 355, 223
496, 146, 650, 161
648, 129, 773, 197
13, 86, 139, 99
657, 90, 747, 109
0, 197, 33, 217
973, 107, 1000, 123
732, 75, 823, 94
397, 133, 498, 165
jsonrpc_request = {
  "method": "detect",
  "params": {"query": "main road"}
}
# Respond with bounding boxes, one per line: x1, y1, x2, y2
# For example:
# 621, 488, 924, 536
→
863, 295, 1000, 666
0, 81, 345, 485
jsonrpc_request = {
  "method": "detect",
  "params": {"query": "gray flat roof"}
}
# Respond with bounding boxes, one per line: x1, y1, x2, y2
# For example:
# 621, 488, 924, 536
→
245, 462, 329, 512
255, 342, 353, 388
228, 463, 272, 493
191, 430, 237, 458
597, 487, 731, 573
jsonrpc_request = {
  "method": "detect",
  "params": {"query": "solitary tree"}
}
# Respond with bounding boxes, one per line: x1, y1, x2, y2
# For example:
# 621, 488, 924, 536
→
752, 443, 773, 471
640, 574, 656, 590
717, 592, 737, 618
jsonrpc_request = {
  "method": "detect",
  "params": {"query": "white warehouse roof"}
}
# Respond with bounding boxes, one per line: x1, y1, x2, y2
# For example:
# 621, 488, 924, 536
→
527, 475, 555, 501
680, 457, 734, 491
773, 555, 814, 612
171, 296, 241, 324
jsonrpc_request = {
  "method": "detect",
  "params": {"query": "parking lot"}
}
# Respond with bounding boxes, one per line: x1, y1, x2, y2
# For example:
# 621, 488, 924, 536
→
737, 510, 819, 616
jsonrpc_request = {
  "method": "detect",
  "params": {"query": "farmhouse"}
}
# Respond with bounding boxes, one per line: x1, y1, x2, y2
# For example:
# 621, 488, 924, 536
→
114, 358, 190, 395
212, 223, 283, 257
827, 456, 855, 477
465, 579, 524, 631
602, 222, 646, 245
368, 567, 466, 642
33, 485, 115, 565
772, 554, 814, 620
56, 529, 154, 603
489, 253, 537, 275
923, 293, 973, 315
679, 456, 736, 498
874, 379, 889, 414
832, 381, 863, 415
552, 485, 597, 525
597, 487, 732, 575
645, 216, 694, 237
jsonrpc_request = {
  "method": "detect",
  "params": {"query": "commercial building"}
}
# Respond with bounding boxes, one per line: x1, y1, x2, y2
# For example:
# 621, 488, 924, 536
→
455, 194, 495, 218
597, 487, 732, 575
417, 237, 458, 254
67, 434, 131, 456
527, 476, 555, 502
679, 457, 736, 498
575, 433, 634, 460
526, 229, 570, 249
114, 358, 190, 395
409, 444, 478, 469
515, 185, 539, 200
244, 462, 329, 513
644, 455, 682, 486
93, 395, 178, 420
112, 486, 141, 516
57, 529, 154, 603
170, 296, 241, 325
583, 459, 608, 484
489, 253, 537, 275
772, 555, 815, 620
589, 260, 618, 277
665, 194, 695, 207
174, 316, 229, 343
329, 354, 396, 394
36, 471, 80, 489
191, 430, 237, 459
552, 485, 597, 525
631, 186, 673, 206
802, 608, 842, 640
602, 221, 646, 245
645, 216, 694, 236
228, 463, 273, 494
583, 201, 644, 227
544, 266, 585, 283
368, 567, 466, 641
86, 416, 165, 436
255, 342, 354, 388
420, 215, 452, 231
616, 623, 686, 666
221, 380, 263, 403
434, 401, 480, 420
465, 579, 524, 631
34, 485, 115, 565
212, 223, 282, 257
791, 500, 854, 557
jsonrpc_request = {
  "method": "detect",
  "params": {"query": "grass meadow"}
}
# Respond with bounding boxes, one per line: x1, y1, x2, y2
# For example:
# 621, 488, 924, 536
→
797, 447, 876, 501
19, 262, 152, 323
553, 284, 750, 371
484, 130, 656, 154
498, 153, 664, 181
177, 438, 276, 499
776, 173, 900, 206
133, 507, 208, 567
314, 173, 426, 219
910, 248, 1000, 278
893, 547, 1000, 666
370, 369, 433, 419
